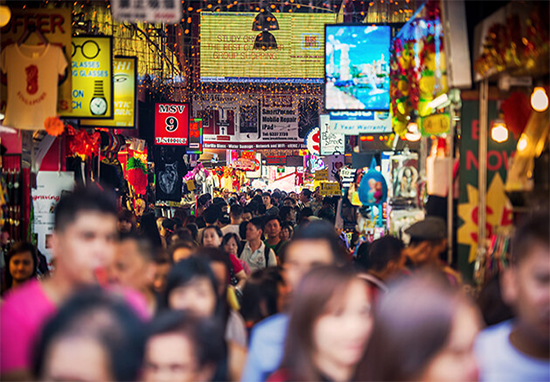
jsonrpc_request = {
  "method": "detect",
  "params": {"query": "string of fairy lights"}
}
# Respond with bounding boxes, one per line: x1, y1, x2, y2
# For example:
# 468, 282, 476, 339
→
23, 0, 419, 105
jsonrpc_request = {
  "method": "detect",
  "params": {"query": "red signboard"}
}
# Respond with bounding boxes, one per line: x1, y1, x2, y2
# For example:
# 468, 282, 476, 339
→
154, 103, 189, 145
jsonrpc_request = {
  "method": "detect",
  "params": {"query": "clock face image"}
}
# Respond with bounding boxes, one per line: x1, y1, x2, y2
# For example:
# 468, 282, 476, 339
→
90, 97, 107, 115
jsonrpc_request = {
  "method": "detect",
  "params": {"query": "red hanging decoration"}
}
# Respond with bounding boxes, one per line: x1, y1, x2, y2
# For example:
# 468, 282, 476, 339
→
44, 116, 65, 136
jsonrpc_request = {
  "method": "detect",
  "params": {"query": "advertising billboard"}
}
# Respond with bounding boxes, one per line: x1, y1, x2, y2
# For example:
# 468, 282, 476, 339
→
81, 56, 136, 128
61, 35, 113, 118
200, 12, 335, 83
154, 103, 189, 146
325, 24, 391, 111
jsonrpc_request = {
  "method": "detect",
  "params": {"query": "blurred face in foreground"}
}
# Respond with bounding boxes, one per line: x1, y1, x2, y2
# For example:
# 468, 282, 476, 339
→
52, 211, 118, 286
283, 239, 334, 292
502, 244, 550, 347
419, 302, 481, 382
144, 333, 213, 382
41, 336, 112, 381
313, 279, 373, 376
168, 277, 217, 318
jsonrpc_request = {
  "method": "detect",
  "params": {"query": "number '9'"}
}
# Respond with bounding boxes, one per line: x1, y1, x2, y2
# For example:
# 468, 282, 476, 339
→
165, 117, 178, 132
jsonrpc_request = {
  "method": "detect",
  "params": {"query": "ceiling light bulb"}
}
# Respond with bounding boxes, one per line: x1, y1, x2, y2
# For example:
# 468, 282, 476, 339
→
517, 136, 528, 151
491, 122, 508, 143
531, 87, 548, 112
0, 6, 11, 28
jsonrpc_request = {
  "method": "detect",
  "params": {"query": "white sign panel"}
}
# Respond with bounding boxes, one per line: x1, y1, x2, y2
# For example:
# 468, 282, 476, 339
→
320, 114, 345, 155
329, 111, 392, 135
111, 0, 182, 23
261, 95, 299, 140
32, 172, 74, 264
192, 93, 315, 146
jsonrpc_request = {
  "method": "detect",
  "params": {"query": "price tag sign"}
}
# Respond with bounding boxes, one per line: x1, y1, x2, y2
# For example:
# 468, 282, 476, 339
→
420, 113, 450, 136
320, 181, 342, 196
315, 169, 329, 181
154, 103, 189, 145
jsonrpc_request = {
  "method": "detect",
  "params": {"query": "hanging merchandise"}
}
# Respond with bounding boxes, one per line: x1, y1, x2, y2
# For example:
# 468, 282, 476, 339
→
358, 160, 388, 227
1, 40, 68, 130
126, 156, 147, 196
66, 126, 101, 158
474, 228, 513, 287
154, 146, 186, 202
426, 137, 450, 197
44, 116, 65, 136
390, 150, 419, 201
96, 132, 127, 195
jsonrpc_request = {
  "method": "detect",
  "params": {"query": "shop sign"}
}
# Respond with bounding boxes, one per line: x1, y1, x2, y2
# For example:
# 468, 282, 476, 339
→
111, 0, 183, 24
329, 111, 392, 135
0, 8, 73, 113
232, 157, 260, 171
340, 167, 356, 189
154, 103, 189, 145
286, 156, 303, 167
319, 181, 342, 196
32, 171, 74, 264
266, 156, 287, 165
81, 56, 136, 128
187, 118, 203, 154
319, 114, 345, 155
61, 36, 113, 118
420, 113, 450, 136
261, 95, 299, 140
315, 169, 328, 181
203, 142, 306, 150
192, 93, 319, 144
305, 127, 320, 155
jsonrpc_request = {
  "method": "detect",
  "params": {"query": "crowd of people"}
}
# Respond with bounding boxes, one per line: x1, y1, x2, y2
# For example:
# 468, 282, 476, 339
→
0, 185, 548, 382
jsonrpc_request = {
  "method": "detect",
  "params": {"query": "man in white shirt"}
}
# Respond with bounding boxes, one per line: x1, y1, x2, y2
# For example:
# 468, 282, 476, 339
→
221, 204, 243, 239
475, 212, 550, 382
239, 217, 276, 272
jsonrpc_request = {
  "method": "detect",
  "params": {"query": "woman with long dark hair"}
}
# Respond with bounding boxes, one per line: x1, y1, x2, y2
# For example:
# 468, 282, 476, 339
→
160, 256, 246, 381
270, 266, 373, 381
355, 272, 481, 382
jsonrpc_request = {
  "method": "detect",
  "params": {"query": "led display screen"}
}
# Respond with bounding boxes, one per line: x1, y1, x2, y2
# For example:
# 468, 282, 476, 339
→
325, 24, 391, 111
200, 12, 335, 83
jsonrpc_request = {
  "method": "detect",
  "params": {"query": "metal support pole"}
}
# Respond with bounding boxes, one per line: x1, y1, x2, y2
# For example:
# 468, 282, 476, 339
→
447, 107, 455, 265
477, 79, 489, 261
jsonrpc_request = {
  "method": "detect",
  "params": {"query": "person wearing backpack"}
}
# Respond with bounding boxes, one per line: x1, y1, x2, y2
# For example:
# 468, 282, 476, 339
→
239, 217, 277, 272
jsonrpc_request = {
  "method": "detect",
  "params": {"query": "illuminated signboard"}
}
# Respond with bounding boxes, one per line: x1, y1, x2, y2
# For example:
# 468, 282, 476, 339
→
325, 24, 391, 111
329, 111, 392, 135
200, 12, 335, 83
62, 36, 113, 118
187, 118, 204, 154
81, 56, 136, 128
154, 103, 189, 146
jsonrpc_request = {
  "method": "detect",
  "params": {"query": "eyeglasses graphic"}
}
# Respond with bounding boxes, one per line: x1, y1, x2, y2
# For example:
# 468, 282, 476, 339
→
114, 74, 128, 83
72, 40, 100, 59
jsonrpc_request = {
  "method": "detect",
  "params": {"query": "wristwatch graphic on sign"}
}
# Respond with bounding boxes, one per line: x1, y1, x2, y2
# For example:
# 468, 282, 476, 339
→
90, 80, 107, 115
